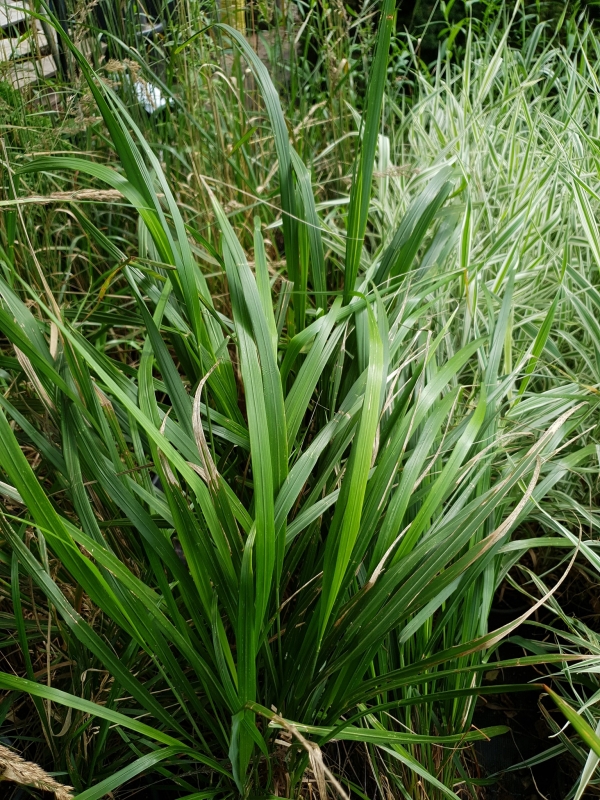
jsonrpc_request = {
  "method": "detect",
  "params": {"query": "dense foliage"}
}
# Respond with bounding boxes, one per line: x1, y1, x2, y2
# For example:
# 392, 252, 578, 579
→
2, 1, 600, 799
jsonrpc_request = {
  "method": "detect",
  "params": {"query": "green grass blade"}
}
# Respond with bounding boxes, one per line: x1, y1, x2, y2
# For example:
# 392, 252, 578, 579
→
223, 241, 276, 630
343, 0, 396, 303
319, 304, 383, 636
544, 685, 600, 758
204, 24, 300, 327
290, 148, 327, 314
0, 672, 228, 779
73, 746, 196, 800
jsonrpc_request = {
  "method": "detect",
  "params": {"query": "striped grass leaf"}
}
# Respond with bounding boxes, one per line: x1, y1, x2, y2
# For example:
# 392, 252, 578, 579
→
544, 685, 600, 759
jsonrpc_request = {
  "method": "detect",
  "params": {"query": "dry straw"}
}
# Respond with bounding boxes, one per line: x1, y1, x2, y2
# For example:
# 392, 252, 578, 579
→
0, 743, 74, 799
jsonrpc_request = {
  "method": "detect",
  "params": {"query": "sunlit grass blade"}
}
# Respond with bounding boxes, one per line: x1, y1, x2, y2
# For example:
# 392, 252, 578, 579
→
544, 685, 600, 758
319, 304, 383, 637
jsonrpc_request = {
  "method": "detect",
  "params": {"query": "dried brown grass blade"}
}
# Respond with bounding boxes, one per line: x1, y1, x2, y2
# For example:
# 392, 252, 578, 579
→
14, 347, 56, 412
266, 713, 349, 800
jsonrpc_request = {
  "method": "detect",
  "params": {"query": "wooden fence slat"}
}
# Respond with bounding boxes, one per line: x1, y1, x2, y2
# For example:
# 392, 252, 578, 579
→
0, 33, 48, 61
0, 0, 27, 29
6, 54, 56, 88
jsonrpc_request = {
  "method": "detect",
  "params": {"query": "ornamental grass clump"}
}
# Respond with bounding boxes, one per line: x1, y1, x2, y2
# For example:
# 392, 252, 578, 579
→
0, 3, 596, 799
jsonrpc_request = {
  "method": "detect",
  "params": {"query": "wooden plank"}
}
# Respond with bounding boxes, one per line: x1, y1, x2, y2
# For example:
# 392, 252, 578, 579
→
0, 1, 27, 29
6, 54, 56, 88
0, 36, 31, 60
0, 32, 48, 61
